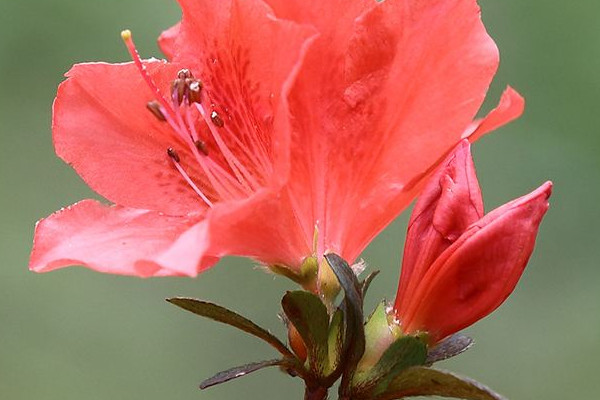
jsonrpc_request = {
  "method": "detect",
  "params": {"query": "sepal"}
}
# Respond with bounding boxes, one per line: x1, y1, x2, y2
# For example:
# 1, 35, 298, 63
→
426, 334, 474, 364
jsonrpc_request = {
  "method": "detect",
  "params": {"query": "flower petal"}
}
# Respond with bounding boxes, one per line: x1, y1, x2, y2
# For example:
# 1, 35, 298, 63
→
207, 189, 313, 270
264, 0, 369, 33
53, 61, 209, 214
395, 141, 483, 316
158, 22, 180, 60
403, 181, 552, 343
280, 0, 501, 262
463, 86, 525, 142
29, 200, 212, 277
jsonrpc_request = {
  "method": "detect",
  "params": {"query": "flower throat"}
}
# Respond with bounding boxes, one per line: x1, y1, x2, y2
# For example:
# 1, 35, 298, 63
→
121, 30, 269, 208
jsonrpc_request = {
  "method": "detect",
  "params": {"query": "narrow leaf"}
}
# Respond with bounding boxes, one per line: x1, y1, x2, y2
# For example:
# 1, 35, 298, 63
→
377, 366, 507, 400
324, 253, 365, 393
199, 359, 292, 389
426, 334, 474, 364
167, 297, 293, 358
281, 291, 330, 375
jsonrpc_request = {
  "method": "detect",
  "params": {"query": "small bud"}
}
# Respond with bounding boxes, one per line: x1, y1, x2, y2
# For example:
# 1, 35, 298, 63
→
287, 322, 307, 362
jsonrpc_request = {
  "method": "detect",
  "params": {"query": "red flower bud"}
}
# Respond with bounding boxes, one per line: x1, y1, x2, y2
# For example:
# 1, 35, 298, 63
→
394, 140, 552, 344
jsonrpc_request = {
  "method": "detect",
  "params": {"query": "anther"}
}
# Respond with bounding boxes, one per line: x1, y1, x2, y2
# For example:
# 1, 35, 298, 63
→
177, 69, 193, 80
171, 79, 186, 105
187, 80, 203, 104
194, 140, 209, 156
167, 147, 180, 163
211, 111, 225, 127
146, 101, 166, 121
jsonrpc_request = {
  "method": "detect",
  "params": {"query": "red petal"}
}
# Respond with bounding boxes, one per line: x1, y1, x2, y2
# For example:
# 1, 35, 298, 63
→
264, 0, 369, 33
53, 61, 208, 215
158, 22, 180, 60
280, 0, 500, 262
463, 86, 525, 142
29, 200, 213, 277
395, 141, 483, 316
402, 181, 552, 343
207, 189, 312, 269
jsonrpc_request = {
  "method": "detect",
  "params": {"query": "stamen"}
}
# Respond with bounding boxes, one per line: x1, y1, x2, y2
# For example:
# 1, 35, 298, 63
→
187, 80, 203, 104
198, 104, 258, 192
146, 101, 166, 121
167, 147, 180, 163
210, 111, 225, 127
195, 140, 209, 155
166, 147, 213, 208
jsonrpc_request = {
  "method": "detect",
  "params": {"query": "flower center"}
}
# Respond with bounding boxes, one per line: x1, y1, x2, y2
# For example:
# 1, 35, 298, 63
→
121, 30, 269, 208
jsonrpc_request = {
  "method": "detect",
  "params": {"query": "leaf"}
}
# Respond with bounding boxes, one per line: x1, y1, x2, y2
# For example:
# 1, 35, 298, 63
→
199, 359, 293, 389
167, 297, 294, 358
281, 291, 330, 375
426, 334, 474, 364
377, 366, 507, 400
361, 270, 380, 298
355, 336, 427, 396
324, 253, 365, 393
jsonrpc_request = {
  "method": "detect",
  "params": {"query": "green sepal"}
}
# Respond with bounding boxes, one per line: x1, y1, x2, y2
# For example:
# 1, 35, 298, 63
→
376, 366, 507, 400
167, 297, 294, 359
281, 290, 330, 375
323, 253, 365, 395
354, 336, 427, 396
199, 358, 296, 390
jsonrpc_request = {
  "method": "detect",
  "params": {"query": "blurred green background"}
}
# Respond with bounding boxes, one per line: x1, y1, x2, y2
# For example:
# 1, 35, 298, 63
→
1, 0, 598, 399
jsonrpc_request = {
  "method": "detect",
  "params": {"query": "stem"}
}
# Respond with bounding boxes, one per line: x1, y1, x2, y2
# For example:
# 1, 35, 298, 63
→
304, 386, 328, 400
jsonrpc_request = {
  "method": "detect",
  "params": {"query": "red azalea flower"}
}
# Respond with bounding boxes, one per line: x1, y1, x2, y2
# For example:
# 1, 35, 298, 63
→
31, 0, 525, 279
393, 140, 552, 344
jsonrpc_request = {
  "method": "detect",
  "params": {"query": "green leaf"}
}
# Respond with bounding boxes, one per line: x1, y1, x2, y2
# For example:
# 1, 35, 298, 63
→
324, 253, 365, 393
426, 334, 474, 364
355, 336, 427, 395
199, 358, 293, 389
281, 291, 330, 375
167, 297, 294, 358
361, 270, 380, 298
377, 366, 507, 400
